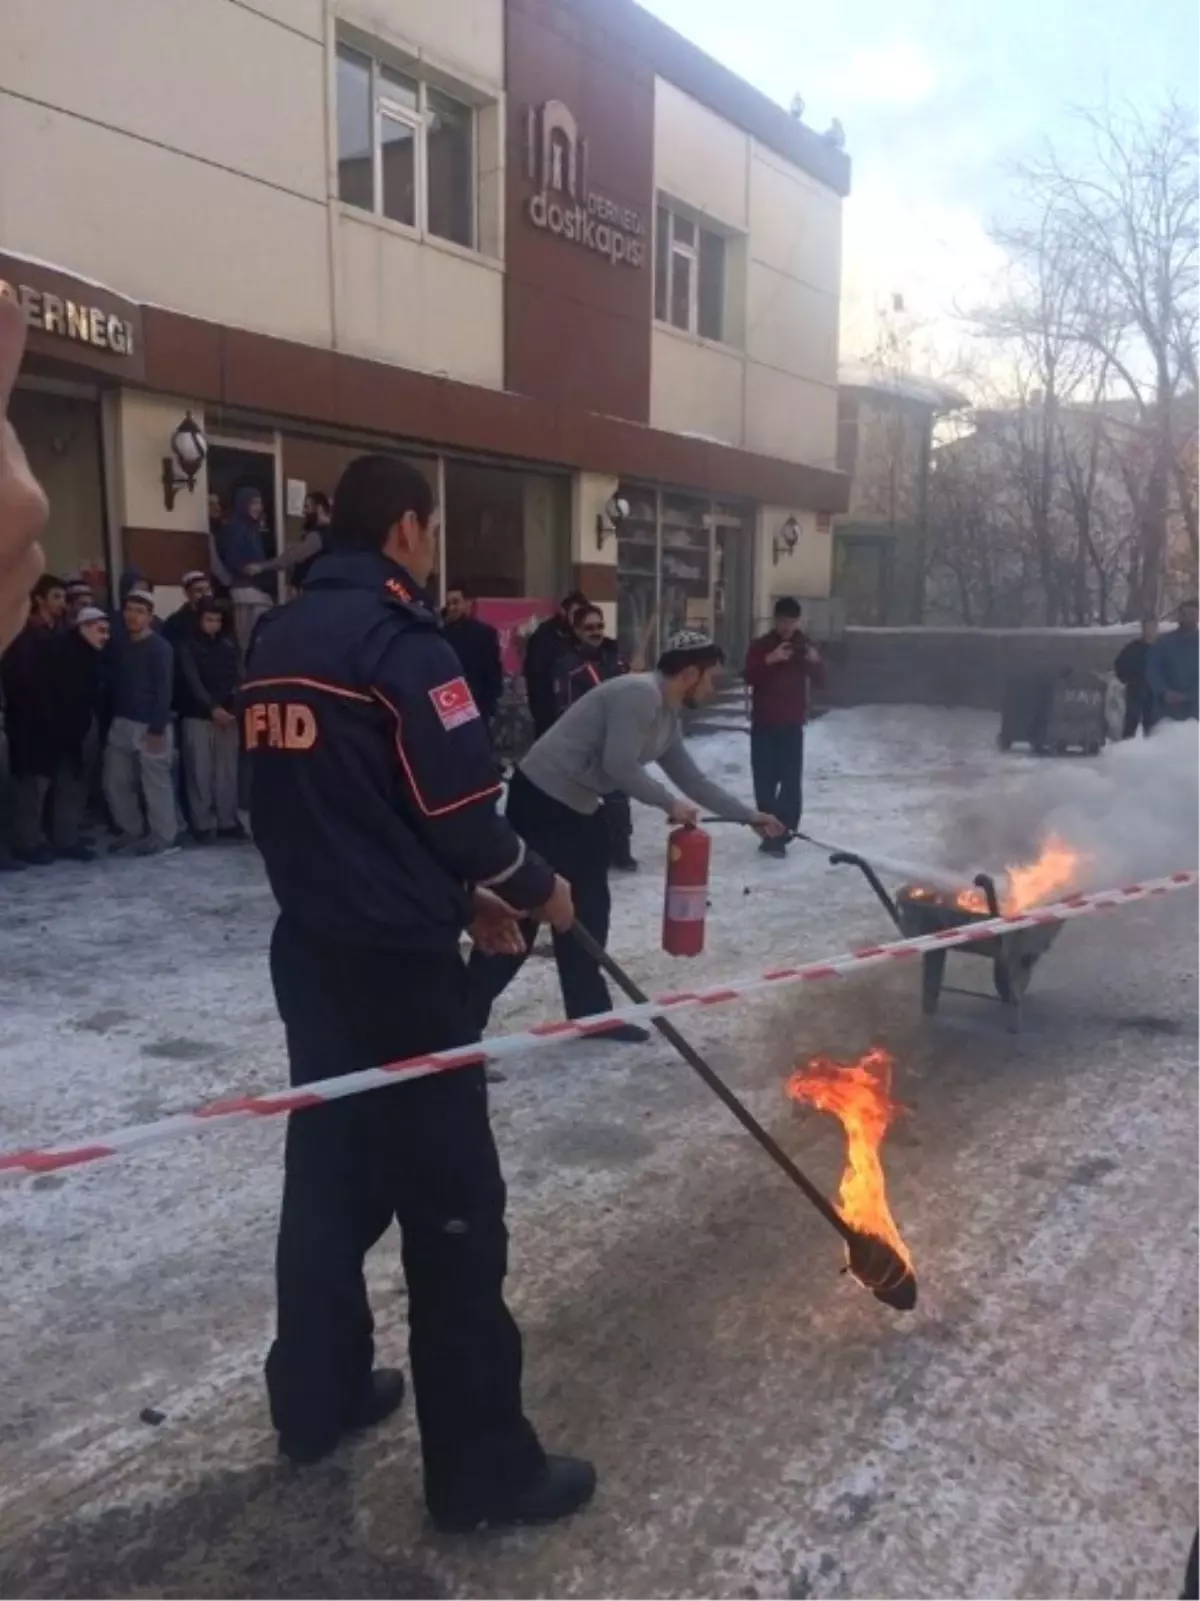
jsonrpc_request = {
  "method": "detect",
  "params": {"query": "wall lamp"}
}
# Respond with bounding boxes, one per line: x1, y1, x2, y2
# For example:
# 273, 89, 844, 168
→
162, 411, 207, 511
773, 514, 800, 564
596, 493, 630, 548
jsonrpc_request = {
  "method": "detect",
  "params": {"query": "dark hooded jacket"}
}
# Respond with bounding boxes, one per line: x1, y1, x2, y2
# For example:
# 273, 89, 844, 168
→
215, 488, 271, 592
0, 618, 61, 776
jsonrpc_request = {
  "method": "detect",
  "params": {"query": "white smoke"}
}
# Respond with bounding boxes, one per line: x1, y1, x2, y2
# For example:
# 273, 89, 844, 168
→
941, 720, 1200, 891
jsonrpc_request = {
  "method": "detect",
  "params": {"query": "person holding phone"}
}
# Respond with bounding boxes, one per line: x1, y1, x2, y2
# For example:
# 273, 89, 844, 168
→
744, 596, 824, 857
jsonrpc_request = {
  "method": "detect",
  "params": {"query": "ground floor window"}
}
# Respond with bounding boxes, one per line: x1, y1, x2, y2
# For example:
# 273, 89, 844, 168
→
442, 460, 570, 602
833, 531, 894, 625
616, 485, 754, 670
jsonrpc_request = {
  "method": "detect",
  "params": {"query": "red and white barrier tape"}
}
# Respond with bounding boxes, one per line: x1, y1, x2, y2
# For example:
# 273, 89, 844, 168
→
1, 870, 1195, 1181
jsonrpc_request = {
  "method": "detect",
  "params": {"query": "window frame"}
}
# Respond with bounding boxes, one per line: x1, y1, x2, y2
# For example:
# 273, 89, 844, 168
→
654, 201, 730, 345
337, 43, 478, 254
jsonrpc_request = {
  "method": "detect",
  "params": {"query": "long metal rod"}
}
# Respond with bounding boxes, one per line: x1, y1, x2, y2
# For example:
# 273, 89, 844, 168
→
570, 922, 853, 1244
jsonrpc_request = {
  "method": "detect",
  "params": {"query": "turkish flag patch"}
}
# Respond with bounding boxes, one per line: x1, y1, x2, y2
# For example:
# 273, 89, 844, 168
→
429, 677, 480, 731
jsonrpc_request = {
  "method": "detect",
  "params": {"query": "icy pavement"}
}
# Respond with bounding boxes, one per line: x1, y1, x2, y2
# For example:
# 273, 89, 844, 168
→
0, 707, 1196, 1599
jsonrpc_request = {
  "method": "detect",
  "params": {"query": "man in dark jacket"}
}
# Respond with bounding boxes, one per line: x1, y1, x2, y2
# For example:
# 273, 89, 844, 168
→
1114, 620, 1159, 738
744, 597, 824, 858
163, 571, 213, 650
103, 588, 178, 856
522, 589, 588, 739
442, 581, 504, 726
241, 454, 592, 1531
50, 606, 112, 860
1, 574, 68, 862
178, 598, 243, 842
216, 486, 273, 657
1147, 599, 1199, 722
552, 604, 636, 871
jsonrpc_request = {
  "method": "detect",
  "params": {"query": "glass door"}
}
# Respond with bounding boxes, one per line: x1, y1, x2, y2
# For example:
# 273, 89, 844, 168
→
615, 484, 659, 668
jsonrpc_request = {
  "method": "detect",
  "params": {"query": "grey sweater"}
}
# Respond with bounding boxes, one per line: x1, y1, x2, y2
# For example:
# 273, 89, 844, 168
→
519, 671, 755, 821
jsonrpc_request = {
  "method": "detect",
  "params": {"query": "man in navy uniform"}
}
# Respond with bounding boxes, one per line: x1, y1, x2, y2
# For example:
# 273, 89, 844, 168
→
242, 454, 593, 1532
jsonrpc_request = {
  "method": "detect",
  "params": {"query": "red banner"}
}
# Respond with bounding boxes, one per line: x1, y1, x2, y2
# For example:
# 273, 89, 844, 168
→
475, 597, 556, 678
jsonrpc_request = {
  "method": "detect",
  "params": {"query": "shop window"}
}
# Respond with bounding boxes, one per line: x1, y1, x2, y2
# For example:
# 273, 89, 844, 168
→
655, 202, 728, 342
442, 460, 569, 602
336, 42, 476, 250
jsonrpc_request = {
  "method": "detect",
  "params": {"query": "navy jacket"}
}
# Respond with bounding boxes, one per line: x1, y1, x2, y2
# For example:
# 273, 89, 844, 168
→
241, 550, 555, 951
553, 638, 627, 716
442, 614, 504, 722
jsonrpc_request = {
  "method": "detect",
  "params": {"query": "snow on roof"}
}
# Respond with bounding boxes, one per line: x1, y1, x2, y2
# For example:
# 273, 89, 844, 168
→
839, 362, 969, 411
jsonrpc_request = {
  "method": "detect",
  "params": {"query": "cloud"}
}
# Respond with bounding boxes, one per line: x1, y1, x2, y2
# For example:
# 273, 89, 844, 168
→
819, 38, 943, 112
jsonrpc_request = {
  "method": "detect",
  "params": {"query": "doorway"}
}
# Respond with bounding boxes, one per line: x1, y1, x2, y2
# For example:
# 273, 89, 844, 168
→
207, 443, 280, 598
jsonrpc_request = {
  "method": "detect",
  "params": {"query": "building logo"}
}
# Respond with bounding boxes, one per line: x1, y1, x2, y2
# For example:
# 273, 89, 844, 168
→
0, 278, 135, 357
524, 100, 645, 269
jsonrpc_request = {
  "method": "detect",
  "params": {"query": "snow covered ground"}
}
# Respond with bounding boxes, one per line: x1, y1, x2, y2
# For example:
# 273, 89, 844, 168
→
0, 706, 1195, 1599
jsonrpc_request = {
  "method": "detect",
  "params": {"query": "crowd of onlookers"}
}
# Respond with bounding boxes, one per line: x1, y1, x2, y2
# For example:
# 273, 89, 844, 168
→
0, 471, 828, 879
0, 485, 341, 871
0, 567, 244, 869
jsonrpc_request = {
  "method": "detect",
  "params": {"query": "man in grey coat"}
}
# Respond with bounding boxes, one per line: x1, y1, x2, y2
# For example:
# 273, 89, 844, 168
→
468, 631, 783, 1039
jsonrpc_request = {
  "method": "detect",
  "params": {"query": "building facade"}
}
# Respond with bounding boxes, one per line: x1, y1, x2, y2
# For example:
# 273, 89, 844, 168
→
1, 0, 848, 664
832, 364, 966, 626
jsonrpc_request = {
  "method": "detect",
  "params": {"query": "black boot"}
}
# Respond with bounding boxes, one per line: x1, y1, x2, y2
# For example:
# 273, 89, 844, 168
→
278, 1367, 406, 1465
430, 1454, 597, 1534
577, 1021, 650, 1044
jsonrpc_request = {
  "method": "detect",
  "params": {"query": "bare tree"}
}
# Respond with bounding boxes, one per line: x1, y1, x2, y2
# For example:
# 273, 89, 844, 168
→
1017, 100, 1199, 610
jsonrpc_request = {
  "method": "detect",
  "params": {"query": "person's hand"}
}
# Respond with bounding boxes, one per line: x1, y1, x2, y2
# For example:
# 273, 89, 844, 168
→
765, 644, 793, 665
805, 645, 821, 666
667, 799, 700, 828
212, 707, 236, 729
0, 296, 48, 651
468, 887, 527, 956
535, 874, 574, 933
244, 563, 263, 577
1165, 690, 1183, 705
143, 732, 168, 755
751, 811, 787, 838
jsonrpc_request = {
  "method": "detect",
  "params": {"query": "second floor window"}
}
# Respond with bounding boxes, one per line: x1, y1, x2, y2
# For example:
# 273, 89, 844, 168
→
655, 203, 726, 342
337, 43, 475, 251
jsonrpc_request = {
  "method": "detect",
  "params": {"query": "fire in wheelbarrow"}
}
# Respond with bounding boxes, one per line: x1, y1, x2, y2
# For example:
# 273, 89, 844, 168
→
834, 835, 1089, 1032
787, 1047, 917, 1311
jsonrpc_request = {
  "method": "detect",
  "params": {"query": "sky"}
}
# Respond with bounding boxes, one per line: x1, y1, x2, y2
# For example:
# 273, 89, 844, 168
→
640, 0, 1199, 376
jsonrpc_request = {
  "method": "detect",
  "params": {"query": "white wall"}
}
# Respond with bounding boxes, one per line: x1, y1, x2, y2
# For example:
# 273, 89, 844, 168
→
649, 78, 842, 477
336, 0, 503, 85
754, 507, 833, 619
336, 214, 504, 386
650, 328, 744, 445
0, 0, 506, 383
115, 392, 210, 534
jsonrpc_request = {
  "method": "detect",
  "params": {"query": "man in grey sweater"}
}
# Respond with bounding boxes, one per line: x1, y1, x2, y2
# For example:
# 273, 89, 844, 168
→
103, 588, 179, 856
469, 631, 782, 1040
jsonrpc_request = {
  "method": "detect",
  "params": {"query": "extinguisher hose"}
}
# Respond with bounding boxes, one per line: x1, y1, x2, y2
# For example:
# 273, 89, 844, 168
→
569, 921, 854, 1244
700, 817, 968, 895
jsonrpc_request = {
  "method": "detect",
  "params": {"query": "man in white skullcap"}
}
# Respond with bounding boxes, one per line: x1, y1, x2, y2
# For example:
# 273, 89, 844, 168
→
469, 630, 783, 1038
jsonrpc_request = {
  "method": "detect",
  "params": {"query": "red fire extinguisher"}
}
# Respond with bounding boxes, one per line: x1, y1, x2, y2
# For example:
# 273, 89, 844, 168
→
662, 824, 711, 957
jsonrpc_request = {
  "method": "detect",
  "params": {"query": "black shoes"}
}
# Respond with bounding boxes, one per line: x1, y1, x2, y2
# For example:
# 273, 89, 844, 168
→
218, 823, 249, 842
579, 1021, 650, 1044
758, 837, 788, 859
430, 1454, 597, 1534
609, 855, 639, 873
56, 844, 96, 862
13, 844, 55, 866
277, 1367, 406, 1466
